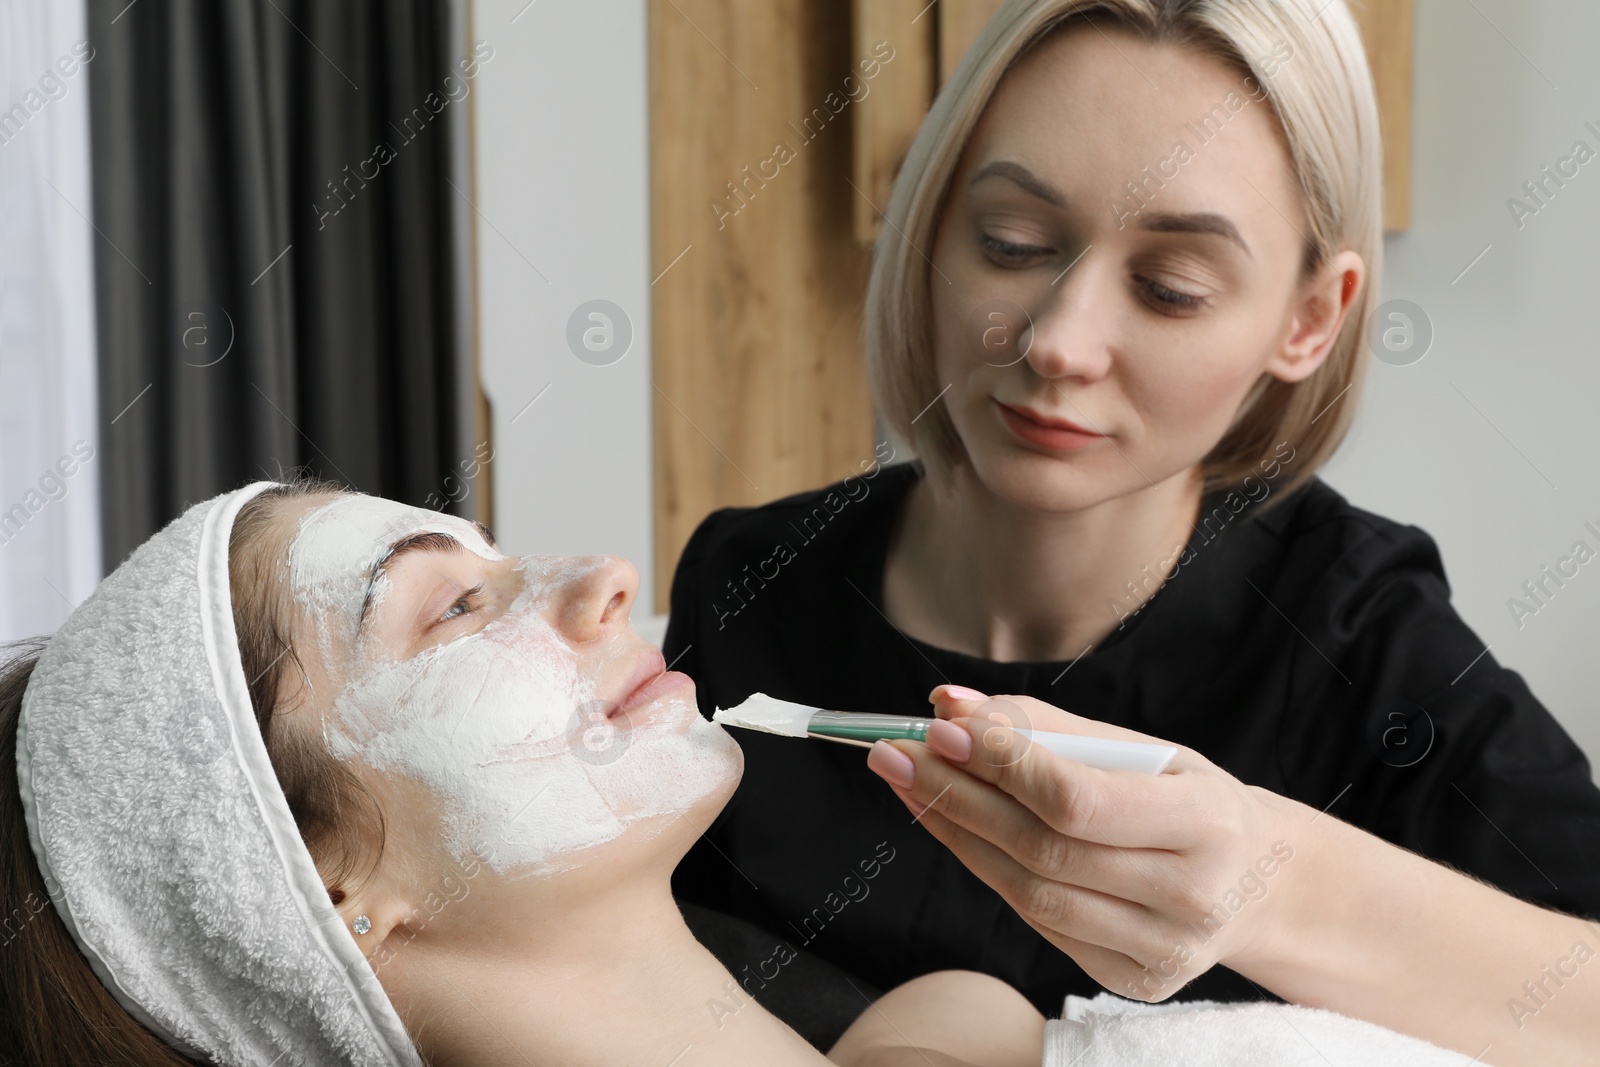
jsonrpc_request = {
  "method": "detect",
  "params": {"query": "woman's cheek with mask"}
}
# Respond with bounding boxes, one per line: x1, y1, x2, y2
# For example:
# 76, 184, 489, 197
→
325, 606, 737, 876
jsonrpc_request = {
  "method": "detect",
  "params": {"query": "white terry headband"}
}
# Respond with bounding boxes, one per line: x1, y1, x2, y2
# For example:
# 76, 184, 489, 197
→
15, 482, 421, 1066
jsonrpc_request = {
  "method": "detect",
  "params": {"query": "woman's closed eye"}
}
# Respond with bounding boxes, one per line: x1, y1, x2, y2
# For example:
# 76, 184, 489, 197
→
980, 230, 1208, 312
979, 231, 1055, 268
1136, 275, 1206, 313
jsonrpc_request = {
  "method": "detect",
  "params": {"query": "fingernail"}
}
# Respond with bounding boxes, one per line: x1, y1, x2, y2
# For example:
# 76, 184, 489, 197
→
902, 793, 928, 817
867, 740, 915, 789
933, 684, 989, 703
927, 719, 973, 763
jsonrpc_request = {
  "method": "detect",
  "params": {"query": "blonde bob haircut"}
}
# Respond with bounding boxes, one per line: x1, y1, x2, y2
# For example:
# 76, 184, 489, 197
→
865, 0, 1384, 500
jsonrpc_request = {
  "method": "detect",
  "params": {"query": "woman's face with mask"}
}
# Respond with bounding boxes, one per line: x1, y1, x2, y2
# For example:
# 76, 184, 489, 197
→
278, 492, 741, 881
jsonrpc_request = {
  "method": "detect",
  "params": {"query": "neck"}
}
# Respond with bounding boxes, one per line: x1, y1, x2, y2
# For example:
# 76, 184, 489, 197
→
413, 870, 826, 1067
887, 462, 1203, 661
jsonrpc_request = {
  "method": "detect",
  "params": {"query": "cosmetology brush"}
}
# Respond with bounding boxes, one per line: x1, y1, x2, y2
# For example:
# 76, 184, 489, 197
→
712, 692, 1176, 774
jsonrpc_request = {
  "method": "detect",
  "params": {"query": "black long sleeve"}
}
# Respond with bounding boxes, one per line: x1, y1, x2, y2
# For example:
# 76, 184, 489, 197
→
665, 464, 1600, 1038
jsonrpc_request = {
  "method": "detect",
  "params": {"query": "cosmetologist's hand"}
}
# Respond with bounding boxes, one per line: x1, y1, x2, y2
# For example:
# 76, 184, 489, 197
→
865, 687, 1307, 1001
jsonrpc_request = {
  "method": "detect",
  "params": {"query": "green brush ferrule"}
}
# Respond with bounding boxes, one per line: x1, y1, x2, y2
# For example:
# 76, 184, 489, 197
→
805, 712, 931, 743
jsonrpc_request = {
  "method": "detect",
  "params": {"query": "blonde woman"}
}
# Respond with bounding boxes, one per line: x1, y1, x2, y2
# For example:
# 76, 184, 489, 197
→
665, 1, 1600, 1064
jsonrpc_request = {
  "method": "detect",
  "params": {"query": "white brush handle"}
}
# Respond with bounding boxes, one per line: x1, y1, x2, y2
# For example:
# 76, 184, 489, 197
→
1016, 729, 1176, 774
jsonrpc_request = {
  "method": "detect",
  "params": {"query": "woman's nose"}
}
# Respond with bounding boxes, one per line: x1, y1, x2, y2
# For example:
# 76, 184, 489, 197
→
545, 555, 639, 644
1022, 263, 1116, 383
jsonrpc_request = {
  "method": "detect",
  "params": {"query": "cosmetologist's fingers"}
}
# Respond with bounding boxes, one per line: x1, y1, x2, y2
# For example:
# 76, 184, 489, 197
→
891, 742, 1181, 905
928, 716, 1207, 851
891, 781, 1169, 963
930, 691, 1206, 767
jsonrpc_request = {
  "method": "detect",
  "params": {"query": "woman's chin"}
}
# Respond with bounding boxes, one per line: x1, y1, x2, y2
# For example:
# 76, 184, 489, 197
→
599, 756, 740, 875
480, 746, 740, 888
586, 700, 742, 816
966, 443, 1129, 514
668, 713, 744, 808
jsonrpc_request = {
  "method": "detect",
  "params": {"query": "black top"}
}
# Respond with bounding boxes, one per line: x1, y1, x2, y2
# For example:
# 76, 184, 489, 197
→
665, 461, 1600, 1022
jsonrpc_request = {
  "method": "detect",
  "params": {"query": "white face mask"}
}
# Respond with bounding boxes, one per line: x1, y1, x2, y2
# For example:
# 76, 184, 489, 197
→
286, 496, 736, 876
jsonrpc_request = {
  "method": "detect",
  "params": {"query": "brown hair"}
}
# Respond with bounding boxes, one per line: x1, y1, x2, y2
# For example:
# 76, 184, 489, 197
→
0, 639, 195, 1064
0, 477, 389, 1063
231, 479, 388, 898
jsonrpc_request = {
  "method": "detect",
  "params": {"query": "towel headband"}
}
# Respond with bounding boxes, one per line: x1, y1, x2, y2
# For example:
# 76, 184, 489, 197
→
16, 482, 422, 1065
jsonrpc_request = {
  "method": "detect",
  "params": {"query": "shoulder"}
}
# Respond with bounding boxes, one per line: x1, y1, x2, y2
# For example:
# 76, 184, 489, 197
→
1258, 477, 1435, 557
1216, 478, 1484, 697
1250, 477, 1451, 599
1179, 476, 1454, 648
664, 454, 914, 642
672, 454, 915, 580
1241, 479, 1513, 714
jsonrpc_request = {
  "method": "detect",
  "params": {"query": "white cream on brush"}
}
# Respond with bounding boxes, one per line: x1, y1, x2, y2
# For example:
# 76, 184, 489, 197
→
287, 496, 736, 876
711, 692, 817, 736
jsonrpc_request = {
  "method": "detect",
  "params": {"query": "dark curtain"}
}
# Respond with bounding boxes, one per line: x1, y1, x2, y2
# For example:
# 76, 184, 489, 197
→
88, 0, 463, 569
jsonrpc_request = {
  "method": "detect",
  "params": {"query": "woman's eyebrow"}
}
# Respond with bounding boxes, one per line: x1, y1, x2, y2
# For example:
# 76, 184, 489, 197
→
970, 160, 1064, 206
1139, 210, 1251, 257
357, 530, 476, 633
970, 158, 1252, 257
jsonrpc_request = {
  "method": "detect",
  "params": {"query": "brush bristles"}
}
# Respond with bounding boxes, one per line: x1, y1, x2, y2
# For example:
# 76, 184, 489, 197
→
711, 692, 817, 738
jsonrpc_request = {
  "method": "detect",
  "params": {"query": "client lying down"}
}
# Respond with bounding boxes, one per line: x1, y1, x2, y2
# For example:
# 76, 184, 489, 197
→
0, 480, 1475, 1065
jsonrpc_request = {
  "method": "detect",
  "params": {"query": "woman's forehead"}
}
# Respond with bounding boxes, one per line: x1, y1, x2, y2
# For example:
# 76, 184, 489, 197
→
988, 31, 1264, 149
276, 494, 502, 656
967, 28, 1299, 250
288, 495, 497, 575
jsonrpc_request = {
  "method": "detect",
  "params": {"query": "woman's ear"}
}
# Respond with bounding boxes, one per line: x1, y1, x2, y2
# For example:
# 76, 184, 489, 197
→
1265, 249, 1365, 383
334, 883, 423, 971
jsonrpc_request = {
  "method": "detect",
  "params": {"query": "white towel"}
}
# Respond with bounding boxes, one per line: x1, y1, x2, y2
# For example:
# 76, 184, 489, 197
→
16, 483, 421, 1066
1043, 992, 1479, 1066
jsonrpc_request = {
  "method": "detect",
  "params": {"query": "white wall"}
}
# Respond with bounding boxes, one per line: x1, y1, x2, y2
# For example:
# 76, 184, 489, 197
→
1321, 0, 1600, 773
0, 0, 101, 642
471, 0, 656, 608
472, 0, 1600, 769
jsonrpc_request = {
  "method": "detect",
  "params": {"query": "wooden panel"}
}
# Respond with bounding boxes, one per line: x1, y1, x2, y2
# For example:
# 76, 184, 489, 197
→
1350, 0, 1414, 232
936, 0, 1415, 231
852, 0, 937, 244
473, 389, 493, 527
650, 0, 875, 612
938, 0, 1003, 83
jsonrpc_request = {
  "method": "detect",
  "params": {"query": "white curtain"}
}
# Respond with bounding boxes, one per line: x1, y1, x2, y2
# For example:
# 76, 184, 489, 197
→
0, 0, 101, 642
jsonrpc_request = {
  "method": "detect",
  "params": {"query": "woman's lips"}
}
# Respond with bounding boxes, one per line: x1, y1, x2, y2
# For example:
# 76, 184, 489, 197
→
995, 401, 1106, 451
616, 667, 695, 718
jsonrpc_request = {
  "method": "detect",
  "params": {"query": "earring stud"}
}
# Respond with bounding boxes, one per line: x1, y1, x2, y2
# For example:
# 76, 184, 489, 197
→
352, 915, 372, 935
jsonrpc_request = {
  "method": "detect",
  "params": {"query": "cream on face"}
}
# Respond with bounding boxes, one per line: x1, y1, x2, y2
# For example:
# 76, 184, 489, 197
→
287, 495, 502, 657
286, 496, 736, 876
